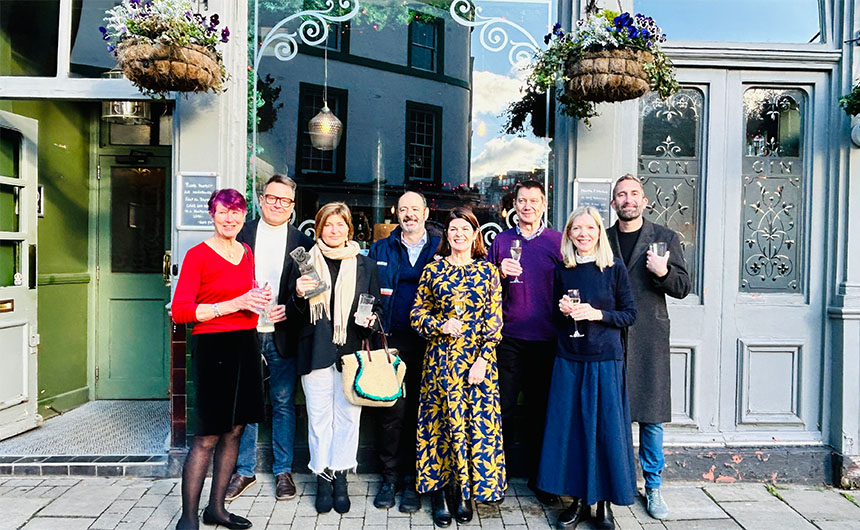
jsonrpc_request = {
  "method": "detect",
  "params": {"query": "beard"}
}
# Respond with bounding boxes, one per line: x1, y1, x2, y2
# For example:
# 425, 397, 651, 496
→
615, 203, 644, 221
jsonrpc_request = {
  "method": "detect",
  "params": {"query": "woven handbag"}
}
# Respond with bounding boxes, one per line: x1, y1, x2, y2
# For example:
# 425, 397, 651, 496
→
340, 331, 406, 408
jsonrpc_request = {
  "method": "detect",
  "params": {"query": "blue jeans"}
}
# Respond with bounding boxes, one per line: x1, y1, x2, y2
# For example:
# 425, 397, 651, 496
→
236, 333, 298, 477
639, 422, 664, 489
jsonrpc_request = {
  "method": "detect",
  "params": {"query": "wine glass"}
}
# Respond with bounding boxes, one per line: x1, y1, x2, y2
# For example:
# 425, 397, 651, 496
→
509, 239, 523, 284
567, 288, 584, 338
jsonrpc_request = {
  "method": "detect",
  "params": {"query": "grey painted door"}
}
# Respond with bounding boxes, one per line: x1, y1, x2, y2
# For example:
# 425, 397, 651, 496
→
643, 69, 828, 444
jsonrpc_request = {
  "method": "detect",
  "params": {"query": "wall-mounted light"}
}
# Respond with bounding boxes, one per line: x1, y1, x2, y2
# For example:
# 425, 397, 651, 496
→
101, 69, 152, 125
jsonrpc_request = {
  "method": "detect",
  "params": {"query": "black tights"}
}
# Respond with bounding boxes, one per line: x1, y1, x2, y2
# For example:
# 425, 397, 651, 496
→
176, 424, 245, 529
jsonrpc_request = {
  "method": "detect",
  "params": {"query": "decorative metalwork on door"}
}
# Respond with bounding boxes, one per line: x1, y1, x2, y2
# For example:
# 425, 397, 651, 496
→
637, 88, 704, 293
740, 88, 804, 292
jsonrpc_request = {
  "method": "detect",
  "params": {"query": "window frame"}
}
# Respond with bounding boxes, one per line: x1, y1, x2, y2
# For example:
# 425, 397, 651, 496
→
407, 14, 444, 74
404, 100, 442, 186
295, 82, 349, 182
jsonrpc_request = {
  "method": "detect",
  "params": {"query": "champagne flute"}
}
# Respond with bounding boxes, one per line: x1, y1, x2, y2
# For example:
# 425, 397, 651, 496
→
510, 239, 523, 284
453, 296, 466, 319
567, 288, 584, 338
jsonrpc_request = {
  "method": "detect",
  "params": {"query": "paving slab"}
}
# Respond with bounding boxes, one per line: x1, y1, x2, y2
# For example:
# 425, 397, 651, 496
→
719, 499, 818, 530
38, 483, 124, 517
663, 520, 742, 529
658, 486, 729, 520
777, 485, 860, 522
19, 517, 95, 530
0, 497, 52, 530
703, 483, 777, 502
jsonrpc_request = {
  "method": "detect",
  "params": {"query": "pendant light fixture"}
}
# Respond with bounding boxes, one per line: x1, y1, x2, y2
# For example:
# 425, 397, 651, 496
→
308, 45, 343, 151
101, 70, 152, 125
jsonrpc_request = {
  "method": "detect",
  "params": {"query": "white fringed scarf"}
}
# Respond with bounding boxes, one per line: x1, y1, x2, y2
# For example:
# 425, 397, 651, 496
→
308, 239, 361, 345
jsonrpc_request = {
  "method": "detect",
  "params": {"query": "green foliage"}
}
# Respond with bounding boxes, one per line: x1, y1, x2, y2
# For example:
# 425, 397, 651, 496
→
839, 83, 860, 117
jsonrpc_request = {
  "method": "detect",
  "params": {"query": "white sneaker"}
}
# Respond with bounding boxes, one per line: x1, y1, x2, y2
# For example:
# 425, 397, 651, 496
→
645, 487, 669, 519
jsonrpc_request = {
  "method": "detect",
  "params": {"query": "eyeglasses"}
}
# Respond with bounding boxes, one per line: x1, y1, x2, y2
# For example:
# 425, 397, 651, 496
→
263, 194, 295, 207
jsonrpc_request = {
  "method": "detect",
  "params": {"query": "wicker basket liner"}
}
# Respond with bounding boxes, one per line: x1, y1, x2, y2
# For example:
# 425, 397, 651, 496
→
117, 40, 222, 94
566, 48, 653, 103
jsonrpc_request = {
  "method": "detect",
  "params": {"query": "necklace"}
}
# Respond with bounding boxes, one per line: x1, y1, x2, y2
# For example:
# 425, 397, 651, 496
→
222, 240, 235, 259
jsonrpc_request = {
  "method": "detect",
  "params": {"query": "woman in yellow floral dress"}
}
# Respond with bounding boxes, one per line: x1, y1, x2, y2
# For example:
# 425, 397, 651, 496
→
410, 206, 505, 528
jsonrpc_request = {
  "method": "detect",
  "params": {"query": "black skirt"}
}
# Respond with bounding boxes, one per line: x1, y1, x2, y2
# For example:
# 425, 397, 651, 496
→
191, 329, 265, 436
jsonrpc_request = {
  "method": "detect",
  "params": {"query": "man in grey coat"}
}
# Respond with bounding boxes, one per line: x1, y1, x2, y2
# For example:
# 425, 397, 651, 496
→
607, 174, 691, 520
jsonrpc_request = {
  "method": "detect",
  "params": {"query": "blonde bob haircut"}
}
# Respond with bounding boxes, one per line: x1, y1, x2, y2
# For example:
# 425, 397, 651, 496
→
314, 202, 354, 242
561, 206, 615, 271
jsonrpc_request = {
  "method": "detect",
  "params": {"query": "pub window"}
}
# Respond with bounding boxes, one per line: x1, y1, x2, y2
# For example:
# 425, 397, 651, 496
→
0, 0, 60, 76
408, 15, 442, 73
405, 102, 442, 184
296, 82, 348, 181
320, 21, 348, 53
637, 87, 705, 295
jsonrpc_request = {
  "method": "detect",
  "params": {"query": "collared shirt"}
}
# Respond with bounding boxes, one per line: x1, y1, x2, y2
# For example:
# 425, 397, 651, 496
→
401, 230, 428, 266
516, 221, 546, 241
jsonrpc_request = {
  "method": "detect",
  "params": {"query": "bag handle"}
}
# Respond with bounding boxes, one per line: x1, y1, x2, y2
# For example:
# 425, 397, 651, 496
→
361, 321, 394, 364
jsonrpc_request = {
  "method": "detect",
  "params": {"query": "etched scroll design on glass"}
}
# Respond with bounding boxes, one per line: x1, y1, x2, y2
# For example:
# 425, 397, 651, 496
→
638, 88, 704, 293
449, 0, 540, 68
740, 88, 804, 292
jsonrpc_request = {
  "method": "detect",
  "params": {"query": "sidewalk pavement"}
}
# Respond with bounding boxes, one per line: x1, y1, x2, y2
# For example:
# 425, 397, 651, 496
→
1, 474, 859, 530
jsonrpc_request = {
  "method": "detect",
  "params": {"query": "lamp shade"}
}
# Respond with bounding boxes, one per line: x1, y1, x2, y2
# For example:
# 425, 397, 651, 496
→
308, 105, 343, 151
101, 100, 152, 125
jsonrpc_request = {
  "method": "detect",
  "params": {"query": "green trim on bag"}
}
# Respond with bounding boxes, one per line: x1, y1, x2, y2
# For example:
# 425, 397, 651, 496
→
353, 353, 403, 402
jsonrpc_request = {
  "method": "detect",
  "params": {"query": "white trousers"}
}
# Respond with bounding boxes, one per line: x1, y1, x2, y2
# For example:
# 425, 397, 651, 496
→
301, 364, 362, 474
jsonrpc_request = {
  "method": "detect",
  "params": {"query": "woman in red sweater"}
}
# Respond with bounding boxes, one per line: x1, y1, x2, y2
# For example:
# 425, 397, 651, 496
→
171, 189, 270, 530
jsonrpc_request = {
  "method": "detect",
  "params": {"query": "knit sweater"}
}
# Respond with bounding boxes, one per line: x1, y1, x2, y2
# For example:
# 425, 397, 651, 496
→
486, 227, 563, 341
553, 258, 637, 361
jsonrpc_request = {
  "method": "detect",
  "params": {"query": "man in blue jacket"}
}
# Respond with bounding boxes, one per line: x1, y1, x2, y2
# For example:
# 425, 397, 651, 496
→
368, 191, 442, 513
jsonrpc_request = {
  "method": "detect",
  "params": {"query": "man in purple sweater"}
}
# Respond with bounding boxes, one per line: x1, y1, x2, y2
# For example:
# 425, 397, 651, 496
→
486, 180, 563, 505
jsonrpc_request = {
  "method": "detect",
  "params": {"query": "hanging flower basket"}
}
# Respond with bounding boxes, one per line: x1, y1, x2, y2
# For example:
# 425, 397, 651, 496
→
116, 39, 223, 95
504, 9, 679, 132
566, 48, 653, 103
101, 0, 230, 97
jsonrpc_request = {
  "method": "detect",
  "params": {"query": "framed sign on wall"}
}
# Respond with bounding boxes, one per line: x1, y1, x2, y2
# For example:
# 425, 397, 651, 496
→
573, 178, 615, 227
176, 172, 219, 230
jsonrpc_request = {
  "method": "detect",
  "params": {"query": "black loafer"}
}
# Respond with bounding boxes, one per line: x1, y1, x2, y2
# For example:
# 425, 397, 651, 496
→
201, 508, 252, 529
431, 489, 452, 528
557, 498, 589, 528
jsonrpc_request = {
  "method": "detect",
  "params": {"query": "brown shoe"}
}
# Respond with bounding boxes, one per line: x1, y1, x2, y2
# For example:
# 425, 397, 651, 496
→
276, 472, 297, 500
225, 473, 257, 502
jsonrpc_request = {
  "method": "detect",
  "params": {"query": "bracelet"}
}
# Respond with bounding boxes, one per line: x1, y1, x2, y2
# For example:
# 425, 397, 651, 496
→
212, 303, 222, 318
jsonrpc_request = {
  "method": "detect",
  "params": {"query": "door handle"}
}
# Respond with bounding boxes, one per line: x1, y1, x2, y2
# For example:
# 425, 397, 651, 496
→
163, 250, 172, 286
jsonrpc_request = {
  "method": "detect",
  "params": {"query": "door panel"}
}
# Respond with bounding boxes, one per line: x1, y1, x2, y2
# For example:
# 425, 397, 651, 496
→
0, 110, 40, 440
96, 155, 171, 399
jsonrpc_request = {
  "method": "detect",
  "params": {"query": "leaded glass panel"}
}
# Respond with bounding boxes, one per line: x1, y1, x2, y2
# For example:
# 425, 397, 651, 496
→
638, 88, 704, 294
740, 88, 804, 292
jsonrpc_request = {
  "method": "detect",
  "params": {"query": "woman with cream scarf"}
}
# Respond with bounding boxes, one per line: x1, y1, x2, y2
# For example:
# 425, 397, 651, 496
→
287, 202, 382, 515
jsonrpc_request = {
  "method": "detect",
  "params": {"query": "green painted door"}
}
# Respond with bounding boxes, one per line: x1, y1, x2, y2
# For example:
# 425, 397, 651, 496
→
0, 110, 40, 439
96, 154, 171, 399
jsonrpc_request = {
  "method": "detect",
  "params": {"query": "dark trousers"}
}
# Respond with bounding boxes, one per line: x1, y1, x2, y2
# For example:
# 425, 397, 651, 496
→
369, 329, 426, 483
497, 336, 556, 483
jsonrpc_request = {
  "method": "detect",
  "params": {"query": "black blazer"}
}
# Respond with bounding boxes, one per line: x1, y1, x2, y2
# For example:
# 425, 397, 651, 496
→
606, 219, 691, 423
237, 219, 314, 358
285, 252, 383, 376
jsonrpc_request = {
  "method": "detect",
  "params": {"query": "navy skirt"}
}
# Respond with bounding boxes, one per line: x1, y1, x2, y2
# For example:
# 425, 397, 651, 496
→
191, 329, 265, 436
536, 357, 636, 506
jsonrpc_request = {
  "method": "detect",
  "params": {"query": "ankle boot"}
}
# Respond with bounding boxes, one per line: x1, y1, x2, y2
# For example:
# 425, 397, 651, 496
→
557, 498, 589, 528
594, 501, 615, 529
431, 489, 452, 528
332, 470, 350, 514
451, 485, 473, 523
315, 473, 333, 514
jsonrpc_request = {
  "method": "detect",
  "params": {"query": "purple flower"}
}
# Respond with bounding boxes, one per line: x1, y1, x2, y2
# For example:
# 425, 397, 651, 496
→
184, 11, 192, 19
98, 26, 107, 34
628, 26, 639, 38
221, 26, 230, 43
640, 28, 650, 40
129, 0, 140, 5
107, 44, 116, 53
544, 33, 552, 45
209, 14, 219, 27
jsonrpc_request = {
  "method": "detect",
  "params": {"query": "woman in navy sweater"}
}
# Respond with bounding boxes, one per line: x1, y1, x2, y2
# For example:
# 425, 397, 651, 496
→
537, 205, 637, 529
